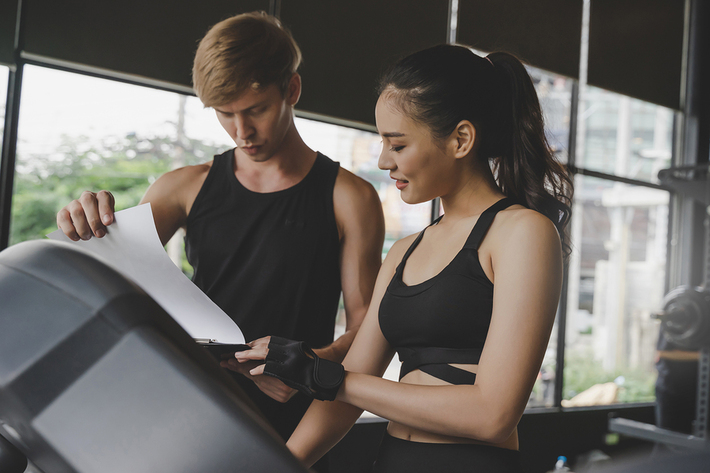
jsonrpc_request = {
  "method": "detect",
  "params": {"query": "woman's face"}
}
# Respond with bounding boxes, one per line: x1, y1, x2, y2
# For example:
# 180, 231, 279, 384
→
376, 94, 456, 205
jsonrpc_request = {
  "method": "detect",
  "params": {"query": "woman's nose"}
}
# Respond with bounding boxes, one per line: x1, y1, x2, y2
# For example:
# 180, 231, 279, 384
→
378, 148, 394, 170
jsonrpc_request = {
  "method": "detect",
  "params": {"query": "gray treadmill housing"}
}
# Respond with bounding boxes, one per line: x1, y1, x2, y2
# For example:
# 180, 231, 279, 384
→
0, 240, 307, 473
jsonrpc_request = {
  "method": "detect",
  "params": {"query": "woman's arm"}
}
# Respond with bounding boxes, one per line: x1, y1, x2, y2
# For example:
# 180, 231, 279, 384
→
286, 315, 391, 465
296, 210, 563, 452
283, 237, 408, 466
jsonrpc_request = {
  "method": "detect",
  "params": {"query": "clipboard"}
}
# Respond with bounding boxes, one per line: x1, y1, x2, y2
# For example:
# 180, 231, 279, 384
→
195, 339, 251, 360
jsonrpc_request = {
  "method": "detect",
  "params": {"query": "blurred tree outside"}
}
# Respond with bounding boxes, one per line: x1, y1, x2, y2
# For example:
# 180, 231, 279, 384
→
11, 130, 227, 277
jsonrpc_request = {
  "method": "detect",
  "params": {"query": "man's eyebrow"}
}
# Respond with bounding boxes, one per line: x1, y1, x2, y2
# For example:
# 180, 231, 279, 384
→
381, 132, 406, 138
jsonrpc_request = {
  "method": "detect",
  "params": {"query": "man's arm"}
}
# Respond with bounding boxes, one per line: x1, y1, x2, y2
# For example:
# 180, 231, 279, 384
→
138, 164, 210, 245
55, 163, 209, 246
316, 168, 385, 362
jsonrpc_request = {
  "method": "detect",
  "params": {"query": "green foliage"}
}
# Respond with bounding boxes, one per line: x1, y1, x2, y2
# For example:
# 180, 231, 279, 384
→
563, 350, 657, 403
10, 132, 226, 277
9, 190, 58, 243
180, 242, 195, 279
11, 133, 224, 244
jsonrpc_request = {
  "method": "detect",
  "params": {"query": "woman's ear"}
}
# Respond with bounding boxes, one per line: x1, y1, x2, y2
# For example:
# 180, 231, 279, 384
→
450, 120, 476, 159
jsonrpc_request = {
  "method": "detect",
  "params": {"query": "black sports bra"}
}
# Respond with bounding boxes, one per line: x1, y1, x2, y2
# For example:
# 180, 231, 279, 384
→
378, 198, 518, 385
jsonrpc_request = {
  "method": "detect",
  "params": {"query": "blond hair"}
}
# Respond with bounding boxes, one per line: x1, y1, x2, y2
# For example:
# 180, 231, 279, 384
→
192, 11, 302, 107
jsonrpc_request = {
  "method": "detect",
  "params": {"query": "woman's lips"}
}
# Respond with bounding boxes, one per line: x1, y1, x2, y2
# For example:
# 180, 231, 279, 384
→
395, 179, 409, 190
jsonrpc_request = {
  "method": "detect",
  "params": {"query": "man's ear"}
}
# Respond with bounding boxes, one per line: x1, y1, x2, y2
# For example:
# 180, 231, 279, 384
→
287, 73, 302, 106
450, 120, 476, 159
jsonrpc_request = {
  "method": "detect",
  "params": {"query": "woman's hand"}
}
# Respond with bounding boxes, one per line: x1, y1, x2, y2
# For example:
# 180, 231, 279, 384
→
243, 337, 345, 401
220, 336, 298, 403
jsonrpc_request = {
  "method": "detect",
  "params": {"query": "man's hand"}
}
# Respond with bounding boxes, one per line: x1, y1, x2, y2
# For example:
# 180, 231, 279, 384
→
56, 190, 116, 240
220, 336, 298, 403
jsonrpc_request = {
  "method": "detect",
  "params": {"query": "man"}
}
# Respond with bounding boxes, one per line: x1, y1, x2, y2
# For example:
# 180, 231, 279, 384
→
56, 11, 385, 467
654, 330, 699, 436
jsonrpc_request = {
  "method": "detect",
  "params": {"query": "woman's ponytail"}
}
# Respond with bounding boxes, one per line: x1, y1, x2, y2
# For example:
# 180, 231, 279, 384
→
486, 52, 573, 258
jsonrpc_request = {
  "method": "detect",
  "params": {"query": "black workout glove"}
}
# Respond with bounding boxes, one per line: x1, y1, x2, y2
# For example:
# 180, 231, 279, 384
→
263, 336, 344, 401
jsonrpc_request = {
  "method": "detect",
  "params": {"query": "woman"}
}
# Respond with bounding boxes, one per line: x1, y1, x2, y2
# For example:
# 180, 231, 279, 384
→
238, 44, 573, 472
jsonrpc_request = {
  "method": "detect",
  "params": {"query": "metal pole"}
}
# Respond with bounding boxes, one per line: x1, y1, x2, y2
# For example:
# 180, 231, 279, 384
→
554, 263, 570, 407
0, 0, 23, 251
694, 346, 709, 438
0, 64, 22, 251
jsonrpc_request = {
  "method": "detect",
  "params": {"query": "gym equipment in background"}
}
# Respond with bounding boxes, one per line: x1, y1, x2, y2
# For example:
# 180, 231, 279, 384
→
609, 164, 710, 450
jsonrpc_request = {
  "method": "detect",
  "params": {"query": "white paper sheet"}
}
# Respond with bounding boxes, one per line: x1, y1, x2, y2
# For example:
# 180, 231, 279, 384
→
48, 203, 245, 344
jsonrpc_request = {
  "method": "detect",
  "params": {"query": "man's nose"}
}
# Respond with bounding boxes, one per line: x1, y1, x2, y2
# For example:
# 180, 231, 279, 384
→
235, 115, 255, 140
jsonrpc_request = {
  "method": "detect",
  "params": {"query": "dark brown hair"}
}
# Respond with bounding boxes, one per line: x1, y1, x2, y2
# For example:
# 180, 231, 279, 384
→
378, 44, 573, 258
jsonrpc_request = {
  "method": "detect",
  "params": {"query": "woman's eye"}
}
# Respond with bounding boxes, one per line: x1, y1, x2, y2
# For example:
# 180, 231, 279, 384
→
390, 146, 405, 152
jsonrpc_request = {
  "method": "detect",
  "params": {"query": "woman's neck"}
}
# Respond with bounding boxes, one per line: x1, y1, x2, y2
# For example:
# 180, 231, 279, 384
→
439, 160, 506, 220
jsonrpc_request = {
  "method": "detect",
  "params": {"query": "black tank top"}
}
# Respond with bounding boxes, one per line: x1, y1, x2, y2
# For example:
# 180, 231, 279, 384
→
378, 198, 518, 385
185, 149, 342, 348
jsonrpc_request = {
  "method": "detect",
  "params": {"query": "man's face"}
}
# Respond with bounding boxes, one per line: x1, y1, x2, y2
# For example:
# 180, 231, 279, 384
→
214, 76, 299, 163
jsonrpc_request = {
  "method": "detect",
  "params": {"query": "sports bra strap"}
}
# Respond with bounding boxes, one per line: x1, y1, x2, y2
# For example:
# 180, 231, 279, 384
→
397, 214, 444, 271
397, 347, 482, 385
419, 364, 477, 385
464, 197, 518, 250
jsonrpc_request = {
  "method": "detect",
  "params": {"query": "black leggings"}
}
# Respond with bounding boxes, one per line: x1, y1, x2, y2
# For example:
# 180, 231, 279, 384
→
372, 432, 523, 473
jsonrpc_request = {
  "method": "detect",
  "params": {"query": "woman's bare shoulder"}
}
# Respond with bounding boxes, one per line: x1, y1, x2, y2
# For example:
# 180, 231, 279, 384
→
383, 232, 420, 266
495, 205, 559, 239
483, 206, 562, 264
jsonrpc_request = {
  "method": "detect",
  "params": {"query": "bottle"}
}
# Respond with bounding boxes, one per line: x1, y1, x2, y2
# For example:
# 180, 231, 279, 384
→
553, 456, 571, 472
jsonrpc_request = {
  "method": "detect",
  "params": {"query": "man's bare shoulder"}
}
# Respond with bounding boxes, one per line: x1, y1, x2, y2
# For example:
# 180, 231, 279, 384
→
334, 167, 376, 193
333, 168, 380, 210
333, 168, 384, 223
332, 167, 385, 244
149, 162, 211, 194
142, 161, 214, 210
161, 161, 213, 185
